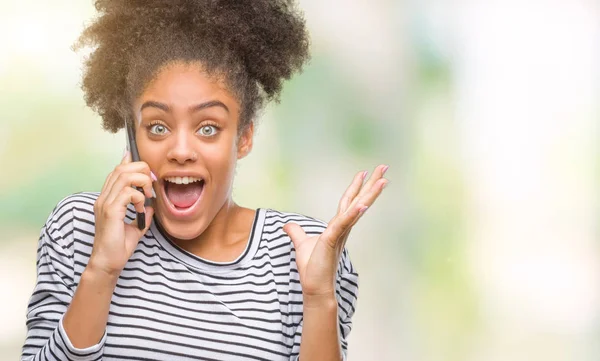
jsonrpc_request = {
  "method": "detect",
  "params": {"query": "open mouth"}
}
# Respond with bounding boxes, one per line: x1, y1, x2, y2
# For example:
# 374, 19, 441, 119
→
164, 176, 205, 211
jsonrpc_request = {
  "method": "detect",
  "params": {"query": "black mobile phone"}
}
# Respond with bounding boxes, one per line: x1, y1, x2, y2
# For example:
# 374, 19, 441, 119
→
125, 119, 147, 230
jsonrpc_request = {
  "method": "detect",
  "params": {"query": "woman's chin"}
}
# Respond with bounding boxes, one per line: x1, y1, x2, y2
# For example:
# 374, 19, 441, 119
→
156, 212, 206, 241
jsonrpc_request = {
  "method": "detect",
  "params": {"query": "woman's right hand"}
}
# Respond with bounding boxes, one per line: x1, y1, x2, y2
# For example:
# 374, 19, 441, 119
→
89, 150, 155, 278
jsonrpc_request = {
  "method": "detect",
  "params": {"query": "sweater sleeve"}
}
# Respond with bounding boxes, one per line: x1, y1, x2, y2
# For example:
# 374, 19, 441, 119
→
335, 248, 359, 359
21, 198, 106, 361
289, 247, 360, 361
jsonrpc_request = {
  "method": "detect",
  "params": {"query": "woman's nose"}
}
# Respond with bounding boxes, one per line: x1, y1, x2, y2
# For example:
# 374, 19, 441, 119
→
166, 132, 198, 164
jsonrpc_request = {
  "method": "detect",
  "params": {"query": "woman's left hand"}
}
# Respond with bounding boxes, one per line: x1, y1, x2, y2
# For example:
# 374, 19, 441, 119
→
283, 164, 389, 304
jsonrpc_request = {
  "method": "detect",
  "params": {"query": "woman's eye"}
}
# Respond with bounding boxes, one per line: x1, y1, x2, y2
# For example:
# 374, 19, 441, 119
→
199, 125, 217, 137
149, 124, 168, 135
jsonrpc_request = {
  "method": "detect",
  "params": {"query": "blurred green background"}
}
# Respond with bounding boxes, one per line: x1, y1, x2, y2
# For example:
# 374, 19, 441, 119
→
1, 1, 598, 360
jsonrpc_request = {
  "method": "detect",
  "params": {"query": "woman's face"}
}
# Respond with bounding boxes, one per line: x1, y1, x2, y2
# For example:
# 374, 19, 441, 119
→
133, 62, 253, 240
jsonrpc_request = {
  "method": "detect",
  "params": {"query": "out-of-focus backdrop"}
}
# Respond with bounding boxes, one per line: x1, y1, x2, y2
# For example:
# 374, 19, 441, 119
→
1, 0, 598, 360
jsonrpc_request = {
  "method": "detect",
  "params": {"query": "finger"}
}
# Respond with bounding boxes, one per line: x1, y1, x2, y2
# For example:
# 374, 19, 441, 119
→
283, 223, 307, 250
98, 150, 129, 201
111, 186, 146, 215
335, 178, 388, 249
100, 171, 114, 195
339, 202, 371, 250
359, 164, 388, 197
353, 178, 388, 211
102, 147, 145, 198
104, 161, 153, 195
103, 160, 154, 198
322, 204, 366, 249
106, 172, 153, 205
121, 149, 131, 165
329, 174, 388, 251
347, 164, 388, 212
96, 171, 114, 210
105, 172, 154, 206
338, 170, 367, 214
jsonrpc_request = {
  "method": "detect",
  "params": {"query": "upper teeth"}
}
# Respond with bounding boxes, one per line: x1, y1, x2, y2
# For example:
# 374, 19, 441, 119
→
165, 176, 202, 185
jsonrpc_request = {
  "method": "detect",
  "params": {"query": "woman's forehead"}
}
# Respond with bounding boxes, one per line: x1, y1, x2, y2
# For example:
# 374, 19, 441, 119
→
137, 62, 239, 112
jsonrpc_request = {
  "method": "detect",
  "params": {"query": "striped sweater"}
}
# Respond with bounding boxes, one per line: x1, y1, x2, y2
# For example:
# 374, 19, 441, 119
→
21, 192, 359, 361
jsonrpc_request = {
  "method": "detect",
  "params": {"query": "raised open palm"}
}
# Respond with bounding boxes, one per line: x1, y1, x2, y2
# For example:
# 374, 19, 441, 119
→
283, 164, 389, 298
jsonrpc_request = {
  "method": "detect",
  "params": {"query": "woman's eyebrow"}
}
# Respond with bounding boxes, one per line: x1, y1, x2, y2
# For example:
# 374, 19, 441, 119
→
140, 100, 170, 112
140, 100, 229, 113
190, 100, 229, 114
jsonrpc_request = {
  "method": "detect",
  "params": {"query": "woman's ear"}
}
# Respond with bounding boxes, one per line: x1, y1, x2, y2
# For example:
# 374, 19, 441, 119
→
237, 122, 254, 159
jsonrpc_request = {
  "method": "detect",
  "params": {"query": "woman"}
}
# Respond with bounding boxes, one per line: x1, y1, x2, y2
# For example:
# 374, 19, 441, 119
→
21, 1, 388, 360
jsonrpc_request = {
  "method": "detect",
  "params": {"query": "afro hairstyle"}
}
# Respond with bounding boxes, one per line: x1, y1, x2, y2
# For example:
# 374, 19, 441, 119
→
74, 0, 311, 133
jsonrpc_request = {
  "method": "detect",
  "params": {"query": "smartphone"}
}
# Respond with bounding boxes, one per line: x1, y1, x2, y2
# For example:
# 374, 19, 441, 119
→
125, 119, 147, 230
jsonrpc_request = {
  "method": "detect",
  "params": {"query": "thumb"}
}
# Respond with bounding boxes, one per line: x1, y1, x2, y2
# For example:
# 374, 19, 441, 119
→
283, 222, 307, 249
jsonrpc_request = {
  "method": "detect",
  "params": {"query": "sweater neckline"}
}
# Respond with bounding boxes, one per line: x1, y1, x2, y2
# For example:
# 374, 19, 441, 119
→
149, 208, 265, 272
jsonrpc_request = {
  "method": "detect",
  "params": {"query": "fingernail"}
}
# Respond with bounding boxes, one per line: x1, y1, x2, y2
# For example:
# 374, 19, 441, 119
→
150, 171, 158, 182
359, 206, 368, 214
362, 171, 368, 180
382, 180, 389, 189
151, 187, 157, 198
122, 148, 128, 158
382, 165, 389, 175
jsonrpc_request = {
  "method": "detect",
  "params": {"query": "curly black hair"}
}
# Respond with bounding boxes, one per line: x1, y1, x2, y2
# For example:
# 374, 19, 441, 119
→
74, 0, 311, 134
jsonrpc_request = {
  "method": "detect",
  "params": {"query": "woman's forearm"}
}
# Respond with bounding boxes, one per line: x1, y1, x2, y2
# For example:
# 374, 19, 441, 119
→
298, 294, 342, 361
62, 263, 118, 348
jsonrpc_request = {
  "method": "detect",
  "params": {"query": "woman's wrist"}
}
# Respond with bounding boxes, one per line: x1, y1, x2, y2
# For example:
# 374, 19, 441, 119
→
63, 263, 118, 349
299, 292, 342, 361
303, 292, 337, 310
83, 260, 121, 287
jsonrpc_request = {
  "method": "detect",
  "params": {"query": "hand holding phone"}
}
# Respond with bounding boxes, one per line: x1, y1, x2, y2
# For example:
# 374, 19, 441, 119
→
125, 120, 149, 230
90, 126, 155, 276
